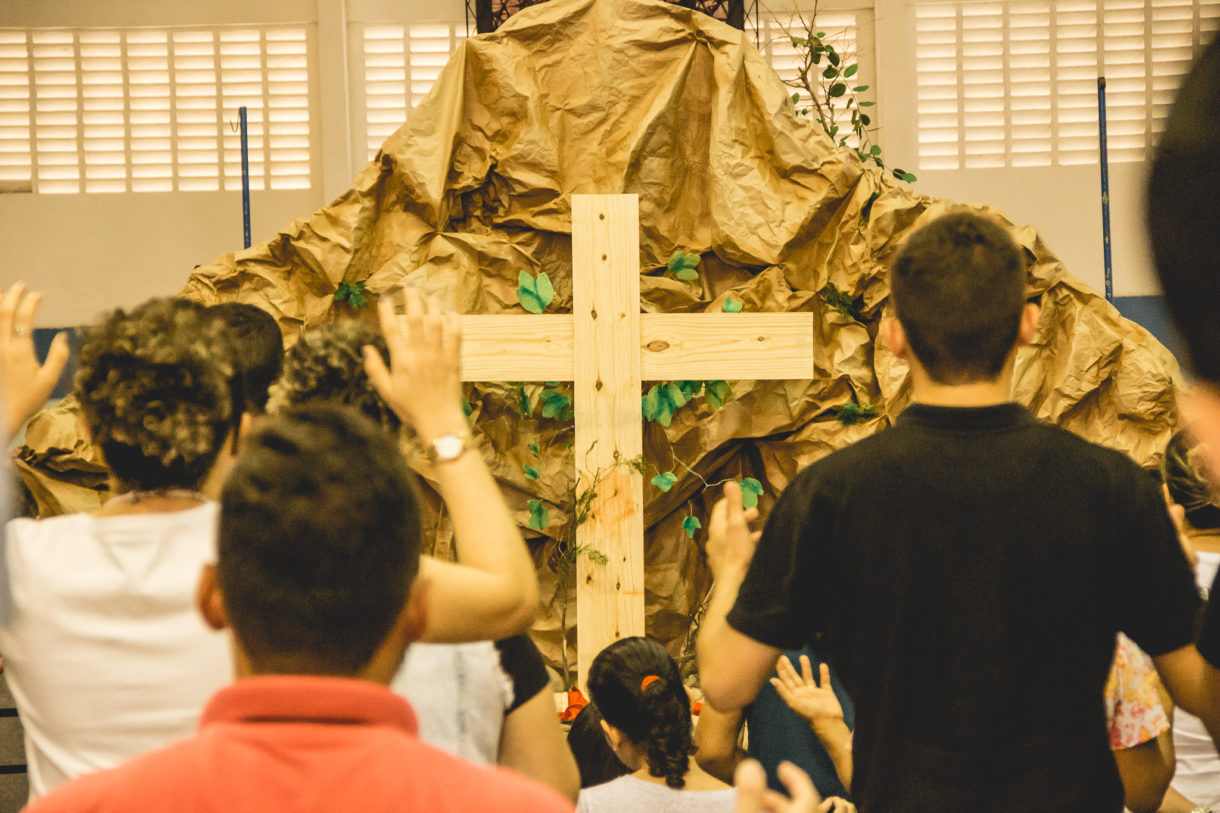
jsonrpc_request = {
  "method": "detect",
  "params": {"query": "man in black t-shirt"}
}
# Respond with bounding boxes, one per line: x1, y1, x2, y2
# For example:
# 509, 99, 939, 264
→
697, 212, 1214, 811
1147, 37, 1220, 751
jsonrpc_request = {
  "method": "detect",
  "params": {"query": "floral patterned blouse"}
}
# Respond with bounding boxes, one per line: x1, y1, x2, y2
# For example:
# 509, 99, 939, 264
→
1104, 632, 1170, 750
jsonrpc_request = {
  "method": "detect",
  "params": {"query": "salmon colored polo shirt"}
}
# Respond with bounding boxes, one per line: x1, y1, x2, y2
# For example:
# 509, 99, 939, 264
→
27, 675, 575, 813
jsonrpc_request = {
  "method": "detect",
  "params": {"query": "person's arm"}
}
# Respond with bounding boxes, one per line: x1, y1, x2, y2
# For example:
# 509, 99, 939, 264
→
693, 704, 746, 784
0, 283, 70, 443
734, 760, 856, 813
365, 288, 539, 642
1157, 785, 1202, 813
1114, 733, 1175, 813
697, 481, 783, 711
498, 688, 581, 802
771, 655, 853, 792
1154, 645, 1220, 750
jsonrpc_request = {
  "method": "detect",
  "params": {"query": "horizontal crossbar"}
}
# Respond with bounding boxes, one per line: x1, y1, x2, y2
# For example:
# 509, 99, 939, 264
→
456, 312, 814, 381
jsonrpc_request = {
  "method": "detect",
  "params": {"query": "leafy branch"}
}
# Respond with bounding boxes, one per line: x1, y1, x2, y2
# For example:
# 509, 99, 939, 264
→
333, 281, 369, 309
773, 3, 916, 184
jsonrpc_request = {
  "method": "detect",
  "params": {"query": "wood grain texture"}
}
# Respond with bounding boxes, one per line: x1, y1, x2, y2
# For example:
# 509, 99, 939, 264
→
639, 313, 814, 380
572, 194, 646, 686
458, 315, 574, 381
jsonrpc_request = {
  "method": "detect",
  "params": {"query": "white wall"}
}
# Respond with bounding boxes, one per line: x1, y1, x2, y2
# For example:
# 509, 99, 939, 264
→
2, 0, 1182, 327
873, 0, 1162, 299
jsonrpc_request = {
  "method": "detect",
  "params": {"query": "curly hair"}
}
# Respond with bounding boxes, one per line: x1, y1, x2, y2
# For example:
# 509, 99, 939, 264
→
1162, 430, 1220, 531
267, 322, 399, 434
76, 298, 238, 492
587, 636, 694, 789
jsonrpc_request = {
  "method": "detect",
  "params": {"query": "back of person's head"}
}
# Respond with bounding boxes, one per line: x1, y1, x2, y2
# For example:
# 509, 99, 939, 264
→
76, 297, 239, 492
207, 303, 284, 414
267, 322, 399, 434
890, 211, 1027, 385
567, 702, 630, 789
218, 404, 422, 676
1162, 429, 1220, 531
1148, 37, 1220, 382
587, 636, 693, 789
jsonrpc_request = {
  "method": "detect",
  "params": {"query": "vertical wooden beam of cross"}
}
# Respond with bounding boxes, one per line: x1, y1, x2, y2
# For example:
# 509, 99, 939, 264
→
455, 193, 815, 685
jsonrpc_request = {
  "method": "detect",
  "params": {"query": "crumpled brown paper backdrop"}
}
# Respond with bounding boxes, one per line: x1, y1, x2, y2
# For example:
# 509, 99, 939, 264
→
19, 0, 1182, 678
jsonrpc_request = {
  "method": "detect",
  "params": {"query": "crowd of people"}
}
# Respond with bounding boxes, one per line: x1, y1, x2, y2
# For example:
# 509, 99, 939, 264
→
0, 29, 1218, 813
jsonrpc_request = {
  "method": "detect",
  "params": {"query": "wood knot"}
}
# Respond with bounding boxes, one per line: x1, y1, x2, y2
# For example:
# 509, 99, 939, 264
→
591, 308, 598, 319
595, 379, 603, 390
598, 213, 605, 220
601, 254, 607, 261
645, 340, 670, 352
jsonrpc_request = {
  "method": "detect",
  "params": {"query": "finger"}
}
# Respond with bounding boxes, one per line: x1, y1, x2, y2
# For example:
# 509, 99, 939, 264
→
362, 345, 394, 399
817, 662, 831, 690
733, 759, 767, 813
709, 496, 729, 533
723, 481, 744, 524
404, 287, 427, 346
743, 507, 760, 523
13, 290, 40, 339
800, 654, 815, 685
774, 654, 798, 686
776, 761, 821, 807
0, 282, 25, 341
442, 311, 460, 355
423, 310, 444, 347
751, 530, 762, 544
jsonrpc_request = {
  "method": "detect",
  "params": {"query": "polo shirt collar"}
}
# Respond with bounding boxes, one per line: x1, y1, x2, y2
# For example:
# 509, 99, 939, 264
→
202, 675, 418, 734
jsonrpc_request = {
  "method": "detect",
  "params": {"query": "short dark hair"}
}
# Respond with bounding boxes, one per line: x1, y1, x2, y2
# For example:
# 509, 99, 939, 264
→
890, 212, 1027, 385
207, 303, 284, 413
218, 404, 423, 675
1148, 37, 1220, 382
267, 322, 399, 434
76, 298, 238, 492
587, 636, 693, 789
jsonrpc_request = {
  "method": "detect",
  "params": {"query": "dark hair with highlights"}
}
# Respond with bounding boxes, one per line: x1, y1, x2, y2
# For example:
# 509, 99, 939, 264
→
890, 212, 1027, 385
207, 303, 284, 414
75, 298, 239, 492
587, 636, 693, 789
267, 322, 398, 434
218, 404, 423, 675
1162, 430, 1220, 531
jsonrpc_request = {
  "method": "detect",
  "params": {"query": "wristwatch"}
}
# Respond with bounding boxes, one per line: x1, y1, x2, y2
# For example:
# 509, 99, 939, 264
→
427, 430, 469, 464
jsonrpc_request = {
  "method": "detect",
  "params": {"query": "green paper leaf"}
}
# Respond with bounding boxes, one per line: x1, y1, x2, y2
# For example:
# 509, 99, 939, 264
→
527, 499, 550, 531
844, 63, 858, 78
642, 385, 661, 421
739, 477, 764, 510
528, 441, 540, 457
666, 381, 691, 409
540, 388, 572, 420
722, 296, 743, 313
705, 380, 732, 411
677, 380, 703, 400
668, 250, 701, 282
523, 463, 540, 480
837, 402, 879, 425
334, 282, 369, 309
517, 386, 533, 417
651, 472, 677, 492
516, 270, 554, 314
682, 515, 702, 539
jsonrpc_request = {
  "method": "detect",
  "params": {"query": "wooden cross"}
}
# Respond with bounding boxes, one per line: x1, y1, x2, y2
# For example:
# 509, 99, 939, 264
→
457, 194, 814, 683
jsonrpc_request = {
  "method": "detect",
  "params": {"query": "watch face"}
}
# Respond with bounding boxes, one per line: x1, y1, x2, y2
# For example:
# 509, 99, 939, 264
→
434, 434, 464, 460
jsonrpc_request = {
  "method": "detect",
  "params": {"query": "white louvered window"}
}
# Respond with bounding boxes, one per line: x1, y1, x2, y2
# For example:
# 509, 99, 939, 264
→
754, 11, 860, 123
0, 26, 312, 194
916, 0, 1220, 170
361, 23, 467, 157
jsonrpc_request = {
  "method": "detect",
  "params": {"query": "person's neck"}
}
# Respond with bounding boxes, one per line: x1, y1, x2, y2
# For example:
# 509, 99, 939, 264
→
908, 363, 1015, 408
93, 486, 209, 517
1185, 527, 1220, 556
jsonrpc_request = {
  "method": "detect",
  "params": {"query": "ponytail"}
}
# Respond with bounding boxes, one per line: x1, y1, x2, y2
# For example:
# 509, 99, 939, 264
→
587, 637, 695, 789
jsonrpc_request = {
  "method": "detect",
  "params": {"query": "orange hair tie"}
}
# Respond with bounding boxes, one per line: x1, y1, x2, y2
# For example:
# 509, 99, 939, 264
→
640, 675, 662, 691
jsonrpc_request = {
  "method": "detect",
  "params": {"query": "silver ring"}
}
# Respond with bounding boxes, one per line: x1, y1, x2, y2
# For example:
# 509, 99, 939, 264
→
14, 327, 27, 337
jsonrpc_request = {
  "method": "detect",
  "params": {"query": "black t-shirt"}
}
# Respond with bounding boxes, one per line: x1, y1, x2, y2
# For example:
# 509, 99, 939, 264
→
727, 403, 1200, 813
495, 635, 550, 713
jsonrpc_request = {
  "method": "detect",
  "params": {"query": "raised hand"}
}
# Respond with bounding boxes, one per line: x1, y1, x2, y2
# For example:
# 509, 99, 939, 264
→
363, 286, 465, 443
707, 481, 761, 580
0, 283, 69, 442
734, 759, 822, 813
771, 655, 845, 729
